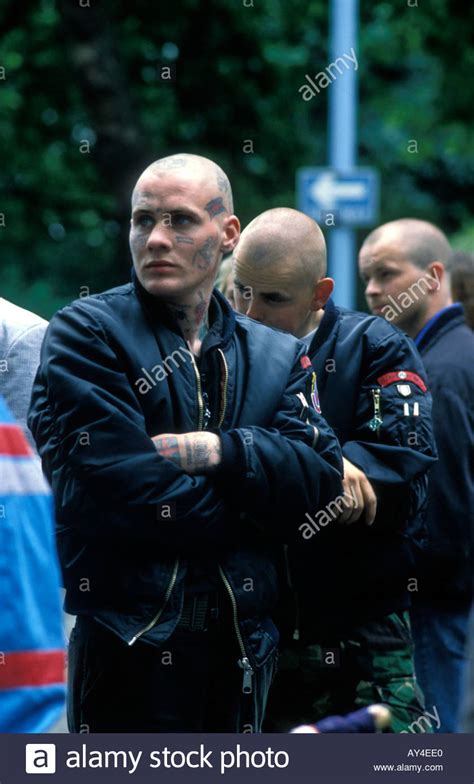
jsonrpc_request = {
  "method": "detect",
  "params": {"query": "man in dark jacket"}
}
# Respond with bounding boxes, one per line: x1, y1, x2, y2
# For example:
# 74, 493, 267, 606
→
233, 208, 436, 732
28, 155, 343, 733
359, 218, 474, 732
448, 250, 474, 330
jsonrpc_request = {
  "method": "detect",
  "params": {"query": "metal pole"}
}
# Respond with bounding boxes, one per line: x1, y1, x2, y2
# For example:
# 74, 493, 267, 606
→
328, 0, 359, 309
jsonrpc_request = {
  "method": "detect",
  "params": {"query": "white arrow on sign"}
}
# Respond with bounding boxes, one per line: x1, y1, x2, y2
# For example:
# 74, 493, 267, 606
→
310, 172, 367, 210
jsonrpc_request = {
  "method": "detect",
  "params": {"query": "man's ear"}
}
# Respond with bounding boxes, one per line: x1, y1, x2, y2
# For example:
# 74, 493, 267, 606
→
221, 215, 241, 254
310, 278, 334, 310
427, 261, 444, 291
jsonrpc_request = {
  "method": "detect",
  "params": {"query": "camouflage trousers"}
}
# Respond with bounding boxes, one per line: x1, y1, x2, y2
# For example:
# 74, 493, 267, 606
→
264, 611, 430, 733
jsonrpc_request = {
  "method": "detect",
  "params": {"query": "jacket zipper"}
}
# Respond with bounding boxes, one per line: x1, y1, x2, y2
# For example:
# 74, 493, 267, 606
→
218, 565, 254, 694
128, 343, 209, 646
189, 351, 204, 431
128, 349, 227, 648
368, 387, 383, 437
127, 558, 180, 645
216, 348, 228, 428
215, 353, 252, 691
193, 350, 248, 686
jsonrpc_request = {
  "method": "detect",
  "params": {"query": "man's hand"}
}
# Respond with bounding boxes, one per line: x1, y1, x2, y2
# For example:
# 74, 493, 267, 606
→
337, 457, 377, 525
152, 432, 222, 474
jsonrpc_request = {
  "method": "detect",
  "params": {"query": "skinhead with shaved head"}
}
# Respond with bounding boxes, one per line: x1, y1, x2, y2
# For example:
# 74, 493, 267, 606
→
30, 155, 345, 733
233, 208, 334, 337
359, 218, 452, 337
130, 153, 238, 348
235, 209, 437, 735
136, 153, 234, 213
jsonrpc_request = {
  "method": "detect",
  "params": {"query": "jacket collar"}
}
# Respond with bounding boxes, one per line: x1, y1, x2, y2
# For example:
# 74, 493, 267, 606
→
414, 303, 465, 351
130, 267, 236, 350
201, 288, 236, 352
308, 297, 338, 356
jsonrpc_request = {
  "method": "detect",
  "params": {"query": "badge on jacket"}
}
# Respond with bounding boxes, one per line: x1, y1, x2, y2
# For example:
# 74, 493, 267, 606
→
397, 384, 412, 397
377, 370, 427, 393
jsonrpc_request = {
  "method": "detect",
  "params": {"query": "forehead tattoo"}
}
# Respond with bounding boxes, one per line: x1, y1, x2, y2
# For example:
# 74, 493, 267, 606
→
152, 157, 188, 171
132, 189, 158, 208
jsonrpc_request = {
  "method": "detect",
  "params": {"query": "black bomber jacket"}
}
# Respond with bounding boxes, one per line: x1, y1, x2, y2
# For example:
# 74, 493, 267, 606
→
28, 272, 343, 671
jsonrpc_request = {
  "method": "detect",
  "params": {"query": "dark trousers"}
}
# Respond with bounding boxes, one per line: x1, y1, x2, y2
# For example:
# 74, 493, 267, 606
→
67, 608, 274, 733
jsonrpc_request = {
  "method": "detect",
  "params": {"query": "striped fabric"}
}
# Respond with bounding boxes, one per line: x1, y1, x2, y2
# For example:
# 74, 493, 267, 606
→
0, 396, 65, 732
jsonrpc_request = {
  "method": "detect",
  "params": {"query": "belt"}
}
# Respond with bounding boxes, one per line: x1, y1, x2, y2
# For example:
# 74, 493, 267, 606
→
176, 592, 218, 632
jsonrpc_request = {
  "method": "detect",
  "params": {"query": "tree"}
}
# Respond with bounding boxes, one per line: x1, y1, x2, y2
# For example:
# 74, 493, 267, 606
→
1, 0, 472, 317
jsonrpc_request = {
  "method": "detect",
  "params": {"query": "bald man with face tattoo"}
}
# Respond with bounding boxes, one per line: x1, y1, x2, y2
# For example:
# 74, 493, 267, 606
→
28, 158, 343, 733
233, 208, 437, 733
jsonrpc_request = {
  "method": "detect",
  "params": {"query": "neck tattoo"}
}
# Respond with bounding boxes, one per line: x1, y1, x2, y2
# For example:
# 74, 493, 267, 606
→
199, 312, 210, 341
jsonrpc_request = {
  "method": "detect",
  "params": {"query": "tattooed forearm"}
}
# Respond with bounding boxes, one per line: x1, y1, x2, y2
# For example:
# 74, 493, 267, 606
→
192, 236, 219, 270
152, 435, 181, 462
183, 433, 222, 473
205, 197, 227, 220
184, 435, 194, 469
152, 432, 222, 473
187, 437, 210, 470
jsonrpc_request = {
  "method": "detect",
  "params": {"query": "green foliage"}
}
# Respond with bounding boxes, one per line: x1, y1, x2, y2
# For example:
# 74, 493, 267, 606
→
1, 0, 472, 318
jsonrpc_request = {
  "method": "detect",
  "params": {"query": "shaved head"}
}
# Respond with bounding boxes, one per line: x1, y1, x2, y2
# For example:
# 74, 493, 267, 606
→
362, 218, 451, 270
235, 207, 327, 286
359, 218, 453, 337
233, 208, 333, 338
134, 153, 233, 213
129, 152, 240, 314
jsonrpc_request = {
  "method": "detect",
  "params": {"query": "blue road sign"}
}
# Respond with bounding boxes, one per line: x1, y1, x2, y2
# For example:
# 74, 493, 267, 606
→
297, 167, 379, 227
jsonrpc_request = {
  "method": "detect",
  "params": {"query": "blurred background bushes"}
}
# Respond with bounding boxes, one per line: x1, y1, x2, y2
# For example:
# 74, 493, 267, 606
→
1, 0, 473, 317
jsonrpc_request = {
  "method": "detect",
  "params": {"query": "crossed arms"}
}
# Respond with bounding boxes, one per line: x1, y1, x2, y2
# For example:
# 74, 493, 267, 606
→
152, 432, 222, 474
